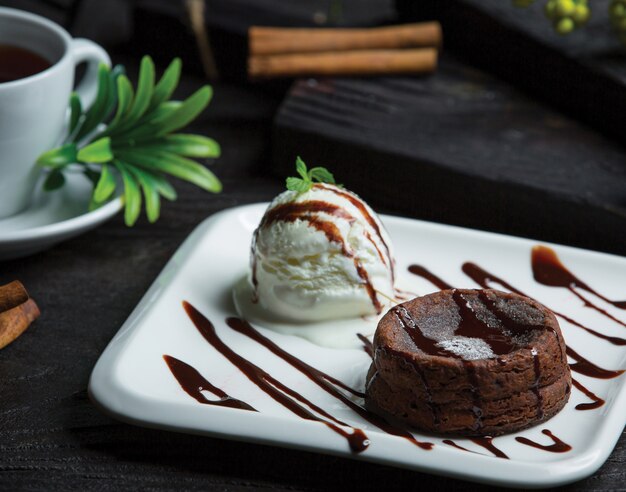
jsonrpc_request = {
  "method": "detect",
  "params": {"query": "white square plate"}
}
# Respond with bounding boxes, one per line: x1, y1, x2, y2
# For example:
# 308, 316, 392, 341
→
89, 204, 626, 488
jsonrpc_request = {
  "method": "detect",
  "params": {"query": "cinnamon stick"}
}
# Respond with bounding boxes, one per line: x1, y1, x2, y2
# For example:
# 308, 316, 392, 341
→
248, 48, 438, 79
0, 280, 29, 312
0, 280, 40, 349
0, 299, 40, 349
249, 22, 442, 56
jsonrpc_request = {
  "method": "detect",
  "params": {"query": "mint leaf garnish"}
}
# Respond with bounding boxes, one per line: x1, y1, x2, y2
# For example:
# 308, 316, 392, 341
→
285, 157, 338, 193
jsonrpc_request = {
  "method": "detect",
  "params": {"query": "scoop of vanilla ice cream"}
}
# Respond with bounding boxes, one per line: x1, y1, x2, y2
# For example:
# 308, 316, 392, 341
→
250, 183, 395, 322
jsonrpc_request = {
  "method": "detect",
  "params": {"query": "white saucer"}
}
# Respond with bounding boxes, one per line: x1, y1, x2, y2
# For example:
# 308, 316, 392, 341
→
0, 171, 122, 261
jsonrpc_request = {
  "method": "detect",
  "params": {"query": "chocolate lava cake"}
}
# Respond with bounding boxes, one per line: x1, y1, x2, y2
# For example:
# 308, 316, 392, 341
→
365, 289, 571, 436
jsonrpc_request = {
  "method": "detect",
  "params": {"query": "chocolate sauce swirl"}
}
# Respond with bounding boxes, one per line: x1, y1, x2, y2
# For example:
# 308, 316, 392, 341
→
442, 440, 475, 453
566, 346, 624, 379
226, 317, 433, 450
317, 184, 395, 277
571, 378, 605, 410
183, 302, 369, 452
515, 429, 572, 453
470, 437, 509, 459
166, 299, 579, 458
357, 333, 374, 359
462, 263, 626, 346
408, 264, 453, 290
163, 355, 256, 411
532, 246, 626, 331
532, 245, 626, 310
452, 290, 520, 355
385, 307, 445, 430
458, 261, 624, 415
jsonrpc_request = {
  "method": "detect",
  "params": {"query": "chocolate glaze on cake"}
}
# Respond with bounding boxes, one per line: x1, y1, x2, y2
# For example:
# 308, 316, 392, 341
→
365, 289, 571, 436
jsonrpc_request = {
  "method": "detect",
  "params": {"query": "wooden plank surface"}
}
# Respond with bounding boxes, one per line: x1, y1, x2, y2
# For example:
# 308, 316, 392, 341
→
272, 56, 626, 256
396, 0, 626, 143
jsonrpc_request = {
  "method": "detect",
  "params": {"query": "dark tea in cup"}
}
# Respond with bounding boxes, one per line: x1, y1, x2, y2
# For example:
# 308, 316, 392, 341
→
0, 44, 51, 83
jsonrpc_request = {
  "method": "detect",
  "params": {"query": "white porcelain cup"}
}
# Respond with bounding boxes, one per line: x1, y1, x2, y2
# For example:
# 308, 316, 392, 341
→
0, 7, 110, 219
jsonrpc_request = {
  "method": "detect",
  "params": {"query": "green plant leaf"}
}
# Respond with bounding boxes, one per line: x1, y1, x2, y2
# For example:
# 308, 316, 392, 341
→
68, 92, 82, 135
163, 134, 220, 157
128, 166, 161, 222
102, 64, 125, 119
117, 149, 222, 193
74, 63, 112, 141
148, 101, 184, 123
149, 58, 181, 111
106, 75, 134, 133
308, 167, 336, 184
36, 56, 221, 227
93, 164, 117, 203
122, 56, 155, 126
119, 134, 220, 157
151, 86, 212, 137
110, 101, 183, 142
37, 143, 77, 168
114, 160, 142, 226
77, 137, 113, 163
295, 156, 308, 180
152, 175, 177, 201
43, 169, 66, 191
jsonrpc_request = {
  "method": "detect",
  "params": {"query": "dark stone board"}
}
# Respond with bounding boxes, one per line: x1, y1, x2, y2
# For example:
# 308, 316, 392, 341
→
396, 0, 626, 144
272, 56, 626, 257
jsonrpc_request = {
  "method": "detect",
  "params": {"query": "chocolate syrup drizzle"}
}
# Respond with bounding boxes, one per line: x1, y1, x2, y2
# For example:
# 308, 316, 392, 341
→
532, 246, 626, 331
566, 346, 624, 379
408, 265, 453, 290
444, 438, 510, 458
515, 429, 572, 453
571, 378, 605, 410
357, 333, 374, 359
462, 263, 626, 378
532, 245, 626, 310
163, 355, 256, 411
390, 306, 445, 429
463, 263, 626, 346
254, 199, 382, 314
442, 439, 475, 454
163, 299, 588, 458
470, 437, 509, 459
532, 246, 626, 327
183, 302, 369, 452
317, 184, 395, 281
225, 317, 433, 450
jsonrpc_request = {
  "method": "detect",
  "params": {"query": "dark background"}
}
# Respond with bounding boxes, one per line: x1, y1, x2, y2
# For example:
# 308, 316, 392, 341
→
0, 1, 625, 490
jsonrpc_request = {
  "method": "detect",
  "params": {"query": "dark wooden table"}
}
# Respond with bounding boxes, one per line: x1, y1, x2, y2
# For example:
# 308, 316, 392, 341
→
0, 56, 624, 492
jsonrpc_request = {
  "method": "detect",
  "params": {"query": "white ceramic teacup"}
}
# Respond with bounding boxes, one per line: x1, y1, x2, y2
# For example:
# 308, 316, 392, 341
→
0, 7, 110, 219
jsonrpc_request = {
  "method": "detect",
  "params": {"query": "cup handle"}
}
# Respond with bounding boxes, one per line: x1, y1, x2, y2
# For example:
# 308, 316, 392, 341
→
70, 38, 111, 109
